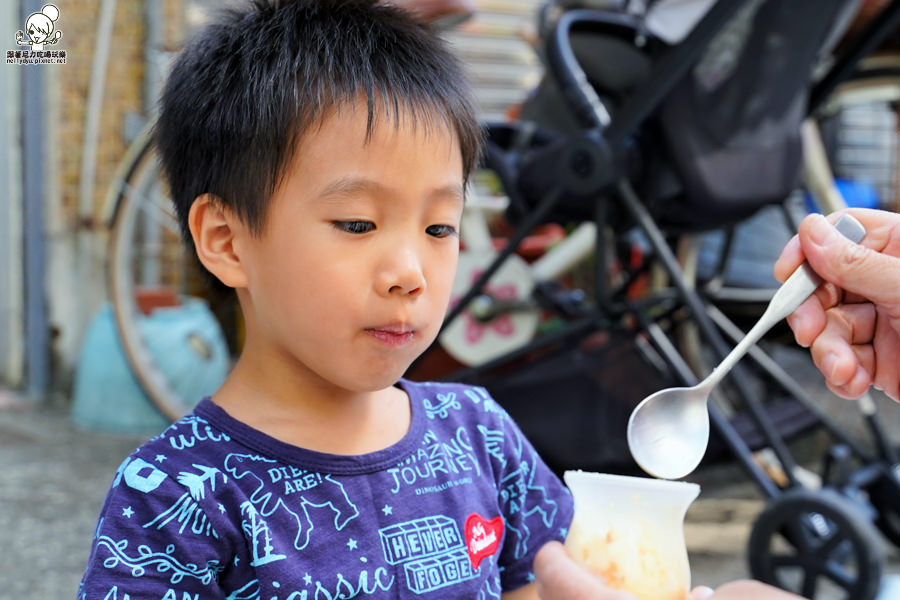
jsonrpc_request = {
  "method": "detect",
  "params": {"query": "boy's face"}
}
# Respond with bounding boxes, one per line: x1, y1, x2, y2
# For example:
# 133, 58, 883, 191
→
234, 102, 464, 394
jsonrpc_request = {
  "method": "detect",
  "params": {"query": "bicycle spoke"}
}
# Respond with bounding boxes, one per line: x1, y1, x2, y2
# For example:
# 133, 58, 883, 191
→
130, 187, 179, 235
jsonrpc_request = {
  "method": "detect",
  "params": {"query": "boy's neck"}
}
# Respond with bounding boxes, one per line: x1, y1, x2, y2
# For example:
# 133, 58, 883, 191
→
210, 353, 412, 456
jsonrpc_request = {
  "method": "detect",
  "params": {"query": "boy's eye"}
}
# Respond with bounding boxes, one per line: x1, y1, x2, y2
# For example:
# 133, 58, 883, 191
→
332, 220, 375, 234
426, 224, 458, 238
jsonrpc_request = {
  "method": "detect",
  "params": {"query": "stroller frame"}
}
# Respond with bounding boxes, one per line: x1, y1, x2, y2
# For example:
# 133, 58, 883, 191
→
429, 1, 900, 598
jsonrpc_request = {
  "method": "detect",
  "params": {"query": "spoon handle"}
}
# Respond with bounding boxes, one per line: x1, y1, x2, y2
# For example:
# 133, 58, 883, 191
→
766, 214, 866, 322
704, 214, 866, 389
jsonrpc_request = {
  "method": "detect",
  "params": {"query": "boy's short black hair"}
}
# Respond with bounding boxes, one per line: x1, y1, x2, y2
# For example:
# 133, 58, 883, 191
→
156, 0, 482, 238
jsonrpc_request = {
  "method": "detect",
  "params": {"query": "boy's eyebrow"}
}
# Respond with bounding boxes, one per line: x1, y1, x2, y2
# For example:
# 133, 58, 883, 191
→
316, 176, 465, 203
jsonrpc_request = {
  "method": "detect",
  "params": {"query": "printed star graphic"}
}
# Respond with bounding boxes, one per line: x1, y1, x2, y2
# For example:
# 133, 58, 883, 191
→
304, 574, 312, 585
122, 506, 134, 518
218, 503, 226, 513
347, 538, 358, 550
155, 454, 167, 463
527, 572, 536, 583
382, 504, 393, 515
560, 527, 568, 537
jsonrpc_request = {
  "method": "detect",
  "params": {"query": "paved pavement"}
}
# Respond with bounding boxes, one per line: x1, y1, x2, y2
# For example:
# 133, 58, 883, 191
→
0, 390, 149, 599
2, 383, 900, 599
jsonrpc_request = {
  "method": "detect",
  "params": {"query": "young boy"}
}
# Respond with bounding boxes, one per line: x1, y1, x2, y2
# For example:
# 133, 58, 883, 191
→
77, 1, 573, 598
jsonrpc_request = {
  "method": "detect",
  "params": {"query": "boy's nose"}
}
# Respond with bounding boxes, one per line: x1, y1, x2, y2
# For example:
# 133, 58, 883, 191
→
377, 244, 426, 297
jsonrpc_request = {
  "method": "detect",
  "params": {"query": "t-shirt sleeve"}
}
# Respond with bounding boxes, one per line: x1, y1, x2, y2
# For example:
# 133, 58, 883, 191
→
474, 387, 574, 592
76, 451, 235, 599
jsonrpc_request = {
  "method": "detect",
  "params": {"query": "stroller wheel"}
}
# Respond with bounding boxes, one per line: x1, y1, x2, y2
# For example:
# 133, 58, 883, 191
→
868, 468, 900, 549
748, 488, 883, 600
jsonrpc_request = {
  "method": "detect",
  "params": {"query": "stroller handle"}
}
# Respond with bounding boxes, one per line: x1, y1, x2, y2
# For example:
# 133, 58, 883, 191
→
544, 9, 632, 130
544, 2, 746, 147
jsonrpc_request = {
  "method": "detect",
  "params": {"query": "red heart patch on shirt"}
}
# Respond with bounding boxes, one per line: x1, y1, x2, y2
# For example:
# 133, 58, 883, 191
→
465, 513, 504, 569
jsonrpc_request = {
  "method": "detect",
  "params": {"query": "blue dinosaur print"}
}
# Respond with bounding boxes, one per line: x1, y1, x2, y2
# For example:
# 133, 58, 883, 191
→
223, 453, 359, 551
499, 459, 559, 560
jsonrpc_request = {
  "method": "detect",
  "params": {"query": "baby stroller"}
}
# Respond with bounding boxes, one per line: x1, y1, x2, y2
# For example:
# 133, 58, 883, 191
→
409, 1, 900, 598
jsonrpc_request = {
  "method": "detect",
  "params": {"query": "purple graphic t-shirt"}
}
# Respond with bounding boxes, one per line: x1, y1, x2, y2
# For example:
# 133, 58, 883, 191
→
77, 380, 573, 599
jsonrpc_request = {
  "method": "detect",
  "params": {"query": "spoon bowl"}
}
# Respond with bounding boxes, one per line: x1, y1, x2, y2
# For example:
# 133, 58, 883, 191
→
627, 214, 867, 479
628, 384, 711, 480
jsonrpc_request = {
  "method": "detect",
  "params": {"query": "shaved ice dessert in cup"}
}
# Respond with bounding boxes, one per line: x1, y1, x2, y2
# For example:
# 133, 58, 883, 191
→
564, 471, 700, 600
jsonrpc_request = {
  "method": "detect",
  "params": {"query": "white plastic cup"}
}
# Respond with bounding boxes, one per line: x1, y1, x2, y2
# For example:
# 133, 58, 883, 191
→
564, 471, 700, 600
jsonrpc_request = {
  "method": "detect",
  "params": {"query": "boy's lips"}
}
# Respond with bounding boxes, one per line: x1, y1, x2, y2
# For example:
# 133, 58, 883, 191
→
365, 324, 417, 347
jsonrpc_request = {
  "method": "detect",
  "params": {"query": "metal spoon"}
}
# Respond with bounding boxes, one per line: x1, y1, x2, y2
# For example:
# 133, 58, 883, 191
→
627, 214, 867, 480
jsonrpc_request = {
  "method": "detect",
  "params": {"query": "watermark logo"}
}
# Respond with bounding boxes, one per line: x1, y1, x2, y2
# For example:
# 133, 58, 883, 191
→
7, 4, 66, 65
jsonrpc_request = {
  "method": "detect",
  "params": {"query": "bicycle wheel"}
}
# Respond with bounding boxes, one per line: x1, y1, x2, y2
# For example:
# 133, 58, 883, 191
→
106, 125, 238, 421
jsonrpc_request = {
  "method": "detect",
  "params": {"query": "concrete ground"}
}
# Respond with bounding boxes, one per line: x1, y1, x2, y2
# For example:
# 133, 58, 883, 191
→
2, 379, 900, 600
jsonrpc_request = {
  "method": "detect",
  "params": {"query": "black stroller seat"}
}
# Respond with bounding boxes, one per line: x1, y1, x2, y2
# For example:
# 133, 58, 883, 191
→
496, 0, 857, 231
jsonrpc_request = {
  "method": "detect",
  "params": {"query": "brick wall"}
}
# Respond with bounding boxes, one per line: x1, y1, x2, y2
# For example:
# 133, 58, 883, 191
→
54, 0, 185, 229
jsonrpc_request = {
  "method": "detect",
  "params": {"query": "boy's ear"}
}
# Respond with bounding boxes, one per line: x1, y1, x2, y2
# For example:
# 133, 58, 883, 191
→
188, 194, 249, 289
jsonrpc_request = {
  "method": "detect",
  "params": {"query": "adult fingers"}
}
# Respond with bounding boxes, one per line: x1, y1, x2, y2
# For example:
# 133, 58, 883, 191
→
785, 295, 827, 348
688, 586, 715, 599
824, 303, 876, 346
776, 208, 900, 281
872, 310, 900, 402
774, 231, 805, 284
711, 580, 805, 599
798, 213, 900, 316
774, 211, 849, 282
823, 355, 874, 400
808, 303, 876, 392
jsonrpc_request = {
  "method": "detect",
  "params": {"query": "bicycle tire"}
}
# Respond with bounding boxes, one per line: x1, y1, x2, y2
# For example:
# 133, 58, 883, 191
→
106, 125, 235, 421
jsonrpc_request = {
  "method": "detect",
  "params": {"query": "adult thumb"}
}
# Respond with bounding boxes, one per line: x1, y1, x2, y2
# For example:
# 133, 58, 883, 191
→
800, 213, 900, 311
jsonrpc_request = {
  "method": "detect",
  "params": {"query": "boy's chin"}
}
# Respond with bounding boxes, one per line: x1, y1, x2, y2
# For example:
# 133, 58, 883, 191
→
331, 365, 413, 394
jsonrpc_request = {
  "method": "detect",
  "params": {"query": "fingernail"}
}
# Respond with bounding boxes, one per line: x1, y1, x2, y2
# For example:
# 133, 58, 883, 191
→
691, 586, 715, 600
787, 312, 803, 333
822, 353, 838, 379
851, 367, 870, 394
808, 214, 840, 246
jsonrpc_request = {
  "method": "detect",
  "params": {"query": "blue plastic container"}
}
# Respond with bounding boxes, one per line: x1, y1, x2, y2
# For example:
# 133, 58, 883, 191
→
803, 178, 881, 213
72, 299, 230, 433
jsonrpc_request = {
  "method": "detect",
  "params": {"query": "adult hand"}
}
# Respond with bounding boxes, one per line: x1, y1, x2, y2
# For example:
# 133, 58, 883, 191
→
774, 209, 900, 400
533, 542, 800, 599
